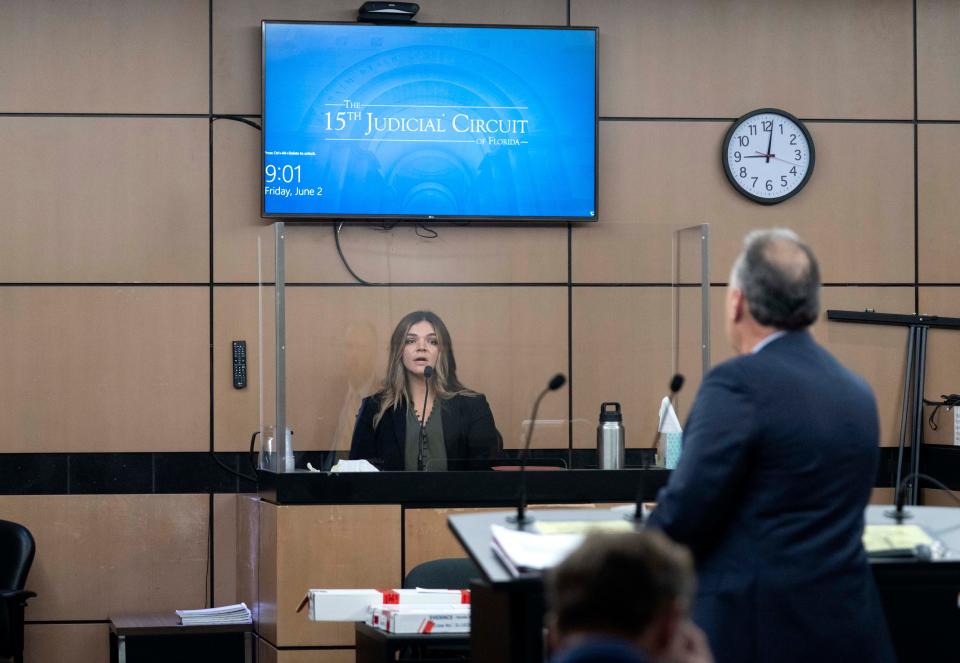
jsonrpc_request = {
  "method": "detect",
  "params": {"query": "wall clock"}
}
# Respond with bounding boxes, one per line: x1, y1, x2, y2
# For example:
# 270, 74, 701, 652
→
722, 108, 815, 205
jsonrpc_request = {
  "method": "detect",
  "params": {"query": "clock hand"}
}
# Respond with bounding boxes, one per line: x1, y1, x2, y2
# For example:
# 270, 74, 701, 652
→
765, 123, 774, 164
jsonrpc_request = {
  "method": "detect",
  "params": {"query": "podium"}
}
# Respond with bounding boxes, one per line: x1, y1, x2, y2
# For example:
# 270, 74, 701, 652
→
451, 506, 960, 663
449, 509, 639, 663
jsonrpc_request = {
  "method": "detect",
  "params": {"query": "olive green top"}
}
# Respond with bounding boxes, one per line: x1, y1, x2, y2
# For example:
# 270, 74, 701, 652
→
404, 402, 446, 471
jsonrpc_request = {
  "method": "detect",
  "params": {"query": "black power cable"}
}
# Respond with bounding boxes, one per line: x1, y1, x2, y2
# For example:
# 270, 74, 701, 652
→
923, 393, 960, 431
210, 115, 262, 131
334, 223, 375, 285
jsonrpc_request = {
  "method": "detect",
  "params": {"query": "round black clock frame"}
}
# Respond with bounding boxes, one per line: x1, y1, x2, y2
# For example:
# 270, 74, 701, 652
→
721, 107, 816, 205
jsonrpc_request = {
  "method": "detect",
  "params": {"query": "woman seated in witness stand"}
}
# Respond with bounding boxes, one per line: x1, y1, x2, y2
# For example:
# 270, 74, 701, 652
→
349, 310, 500, 471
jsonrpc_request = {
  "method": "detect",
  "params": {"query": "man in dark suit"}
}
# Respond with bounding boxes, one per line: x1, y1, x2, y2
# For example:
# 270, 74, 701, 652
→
647, 229, 894, 663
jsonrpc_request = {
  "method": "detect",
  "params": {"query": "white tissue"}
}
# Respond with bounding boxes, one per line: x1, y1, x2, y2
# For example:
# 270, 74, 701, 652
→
330, 459, 380, 473
658, 397, 683, 434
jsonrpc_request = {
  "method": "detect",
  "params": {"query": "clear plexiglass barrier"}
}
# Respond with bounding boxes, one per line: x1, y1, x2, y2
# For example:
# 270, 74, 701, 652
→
255, 222, 710, 473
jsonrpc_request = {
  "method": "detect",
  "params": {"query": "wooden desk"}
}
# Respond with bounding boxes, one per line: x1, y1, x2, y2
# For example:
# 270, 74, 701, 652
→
355, 622, 469, 663
109, 612, 253, 663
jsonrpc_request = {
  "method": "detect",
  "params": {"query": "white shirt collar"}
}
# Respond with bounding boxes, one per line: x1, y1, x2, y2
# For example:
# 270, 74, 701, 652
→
751, 330, 788, 354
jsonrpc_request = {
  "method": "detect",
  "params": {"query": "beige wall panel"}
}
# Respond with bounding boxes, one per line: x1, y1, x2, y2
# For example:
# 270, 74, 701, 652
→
24, 623, 109, 663
575, 122, 914, 284
214, 286, 568, 452
0, 118, 208, 282
697, 286, 913, 447
215, 494, 240, 606
919, 125, 960, 283
214, 287, 262, 451
258, 637, 354, 663
238, 497, 261, 626
213, 122, 567, 284
0, 495, 207, 620
571, 288, 673, 448
258, 499, 279, 645
922, 489, 960, 507
918, 1, 960, 119
870, 488, 895, 505
813, 287, 915, 448
0, 287, 209, 452
260, 503, 401, 647
0, 0, 207, 113
919, 288, 960, 445
404, 507, 503, 576
213, 0, 566, 114
575, 0, 912, 119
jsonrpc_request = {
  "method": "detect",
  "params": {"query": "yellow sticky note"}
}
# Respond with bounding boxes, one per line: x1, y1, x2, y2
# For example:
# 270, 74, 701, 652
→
533, 520, 633, 535
863, 524, 934, 553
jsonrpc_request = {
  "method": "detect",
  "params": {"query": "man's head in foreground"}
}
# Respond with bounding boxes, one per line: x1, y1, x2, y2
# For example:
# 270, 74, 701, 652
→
546, 530, 710, 662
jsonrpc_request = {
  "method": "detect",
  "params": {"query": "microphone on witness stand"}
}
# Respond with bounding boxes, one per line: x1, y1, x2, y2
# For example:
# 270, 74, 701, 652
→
508, 373, 567, 527
416, 365, 434, 472
632, 373, 685, 523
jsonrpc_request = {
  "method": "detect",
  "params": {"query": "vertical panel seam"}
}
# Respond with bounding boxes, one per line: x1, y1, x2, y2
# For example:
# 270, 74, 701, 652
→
913, 0, 919, 313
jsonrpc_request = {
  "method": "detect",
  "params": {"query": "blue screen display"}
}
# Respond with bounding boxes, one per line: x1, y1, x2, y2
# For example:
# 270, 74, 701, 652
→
262, 22, 597, 220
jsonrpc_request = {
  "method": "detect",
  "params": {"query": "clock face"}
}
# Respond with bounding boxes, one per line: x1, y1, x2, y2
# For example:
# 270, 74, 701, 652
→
722, 108, 815, 205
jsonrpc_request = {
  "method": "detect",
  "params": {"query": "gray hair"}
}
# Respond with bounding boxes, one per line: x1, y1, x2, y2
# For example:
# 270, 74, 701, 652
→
730, 229, 820, 330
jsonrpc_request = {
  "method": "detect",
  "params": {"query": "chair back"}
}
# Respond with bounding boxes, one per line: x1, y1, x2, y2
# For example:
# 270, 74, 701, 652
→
0, 520, 35, 590
403, 558, 479, 590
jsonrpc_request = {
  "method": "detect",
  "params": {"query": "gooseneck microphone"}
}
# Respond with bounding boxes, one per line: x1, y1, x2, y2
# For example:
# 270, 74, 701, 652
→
509, 373, 566, 527
416, 365, 434, 472
633, 374, 685, 522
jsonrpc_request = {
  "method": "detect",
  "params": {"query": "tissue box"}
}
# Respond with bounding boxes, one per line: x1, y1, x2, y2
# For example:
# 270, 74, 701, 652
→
299, 588, 470, 621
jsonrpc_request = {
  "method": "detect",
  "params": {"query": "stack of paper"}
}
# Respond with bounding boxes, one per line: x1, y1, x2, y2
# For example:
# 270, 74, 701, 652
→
490, 524, 584, 577
176, 603, 252, 625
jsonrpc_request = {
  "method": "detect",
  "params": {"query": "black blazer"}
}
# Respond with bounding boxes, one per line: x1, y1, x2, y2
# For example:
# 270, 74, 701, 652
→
348, 393, 500, 471
647, 331, 894, 663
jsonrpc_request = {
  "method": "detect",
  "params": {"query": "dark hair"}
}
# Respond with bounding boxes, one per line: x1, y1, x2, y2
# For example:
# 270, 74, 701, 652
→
731, 229, 820, 330
546, 531, 694, 641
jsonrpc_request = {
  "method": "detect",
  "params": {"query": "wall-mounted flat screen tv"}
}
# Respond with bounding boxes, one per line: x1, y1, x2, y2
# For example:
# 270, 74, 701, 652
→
262, 21, 597, 221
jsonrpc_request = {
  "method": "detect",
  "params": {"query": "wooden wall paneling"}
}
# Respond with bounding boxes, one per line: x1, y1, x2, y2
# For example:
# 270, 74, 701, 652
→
574, 122, 914, 284
0, 287, 209, 452
918, 125, 960, 283
573, 0, 912, 119
257, 636, 355, 663
276, 286, 568, 453
0, 495, 207, 620
257, 503, 401, 647
212, 0, 566, 115
258, 499, 279, 646
215, 494, 240, 606
212, 121, 568, 284
0, 118, 208, 283
237, 497, 261, 627
24, 623, 109, 663
699, 286, 914, 447
571, 287, 674, 448
871, 488, 895, 505
214, 286, 263, 451
0, 0, 207, 113
917, 0, 960, 120
919, 288, 960, 445
404, 507, 503, 577
922, 489, 960, 507
217, 285, 569, 452
814, 287, 916, 447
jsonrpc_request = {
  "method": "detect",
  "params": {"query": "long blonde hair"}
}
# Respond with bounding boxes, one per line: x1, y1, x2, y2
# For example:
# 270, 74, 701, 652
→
373, 311, 476, 428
